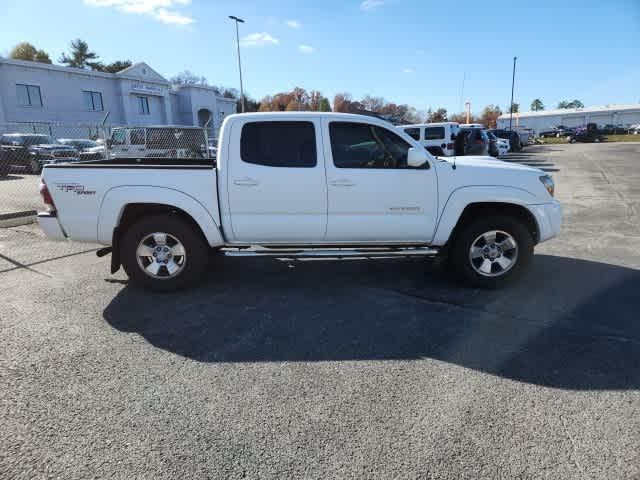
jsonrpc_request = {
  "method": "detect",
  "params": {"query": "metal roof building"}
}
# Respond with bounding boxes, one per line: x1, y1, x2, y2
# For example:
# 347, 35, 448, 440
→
497, 104, 640, 133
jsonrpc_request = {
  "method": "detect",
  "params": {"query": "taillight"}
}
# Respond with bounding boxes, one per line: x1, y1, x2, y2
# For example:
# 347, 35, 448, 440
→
39, 179, 56, 212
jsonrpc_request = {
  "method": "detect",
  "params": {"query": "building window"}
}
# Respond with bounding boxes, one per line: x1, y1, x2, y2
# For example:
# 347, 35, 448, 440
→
82, 91, 103, 111
17, 84, 42, 107
137, 96, 150, 115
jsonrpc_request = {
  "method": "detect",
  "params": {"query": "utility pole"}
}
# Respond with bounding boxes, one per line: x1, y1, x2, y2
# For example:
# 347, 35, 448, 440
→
229, 15, 246, 113
509, 56, 517, 131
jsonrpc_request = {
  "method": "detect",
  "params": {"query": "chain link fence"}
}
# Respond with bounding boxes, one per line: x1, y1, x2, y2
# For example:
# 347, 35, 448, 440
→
0, 122, 214, 270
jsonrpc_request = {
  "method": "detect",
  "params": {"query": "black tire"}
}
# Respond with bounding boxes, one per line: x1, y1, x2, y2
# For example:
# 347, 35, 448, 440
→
449, 215, 534, 289
121, 214, 209, 291
0, 161, 9, 177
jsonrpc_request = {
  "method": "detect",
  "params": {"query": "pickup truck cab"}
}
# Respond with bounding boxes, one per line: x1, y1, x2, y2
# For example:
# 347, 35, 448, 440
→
38, 112, 562, 291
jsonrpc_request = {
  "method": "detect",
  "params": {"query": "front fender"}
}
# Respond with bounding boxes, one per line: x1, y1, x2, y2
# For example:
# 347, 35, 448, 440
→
431, 185, 539, 245
97, 186, 224, 247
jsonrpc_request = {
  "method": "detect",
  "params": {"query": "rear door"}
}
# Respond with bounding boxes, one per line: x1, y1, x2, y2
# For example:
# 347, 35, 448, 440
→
226, 118, 327, 243
322, 120, 438, 243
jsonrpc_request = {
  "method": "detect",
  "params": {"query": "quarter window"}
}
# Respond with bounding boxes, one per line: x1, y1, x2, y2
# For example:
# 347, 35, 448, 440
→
17, 84, 42, 107
403, 127, 421, 140
329, 122, 412, 169
424, 126, 445, 140
137, 96, 150, 115
83, 91, 104, 111
240, 121, 317, 167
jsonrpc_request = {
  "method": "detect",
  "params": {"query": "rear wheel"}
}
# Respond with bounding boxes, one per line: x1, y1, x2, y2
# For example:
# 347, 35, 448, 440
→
450, 215, 534, 288
121, 214, 209, 291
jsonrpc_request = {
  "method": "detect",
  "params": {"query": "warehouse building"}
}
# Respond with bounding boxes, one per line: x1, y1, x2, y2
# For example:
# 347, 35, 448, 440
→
0, 57, 236, 136
497, 104, 640, 133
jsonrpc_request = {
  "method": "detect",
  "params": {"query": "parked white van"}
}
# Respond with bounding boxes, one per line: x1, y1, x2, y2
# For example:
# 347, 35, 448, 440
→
108, 126, 208, 159
400, 122, 460, 157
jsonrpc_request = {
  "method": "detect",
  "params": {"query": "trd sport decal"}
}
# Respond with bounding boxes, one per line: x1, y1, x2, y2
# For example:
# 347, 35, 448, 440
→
55, 183, 96, 196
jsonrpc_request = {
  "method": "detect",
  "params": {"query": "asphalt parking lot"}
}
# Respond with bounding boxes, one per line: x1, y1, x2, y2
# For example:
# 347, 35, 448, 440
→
1, 143, 639, 479
0, 173, 39, 216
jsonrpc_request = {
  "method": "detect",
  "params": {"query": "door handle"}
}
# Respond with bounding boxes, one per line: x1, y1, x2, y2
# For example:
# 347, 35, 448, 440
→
329, 179, 355, 187
234, 177, 259, 186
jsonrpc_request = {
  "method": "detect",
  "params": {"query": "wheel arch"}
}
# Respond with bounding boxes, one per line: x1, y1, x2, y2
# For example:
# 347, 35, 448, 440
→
448, 202, 540, 248
98, 186, 224, 246
432, 186, 541, 247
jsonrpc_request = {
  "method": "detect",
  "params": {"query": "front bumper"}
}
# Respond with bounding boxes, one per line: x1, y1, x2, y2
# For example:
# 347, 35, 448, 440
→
528, 200, 563, 243
37, 212, 67, 241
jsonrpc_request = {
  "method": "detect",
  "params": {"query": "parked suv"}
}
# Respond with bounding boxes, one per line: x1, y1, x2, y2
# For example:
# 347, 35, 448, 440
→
108, 126, 208, 159
400, 122, 460, 157
459, 127, 489, 156
0, 133, 77, 175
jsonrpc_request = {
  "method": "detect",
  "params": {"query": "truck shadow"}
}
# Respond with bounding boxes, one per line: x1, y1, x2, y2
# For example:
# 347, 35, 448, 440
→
103, 254, 640, 390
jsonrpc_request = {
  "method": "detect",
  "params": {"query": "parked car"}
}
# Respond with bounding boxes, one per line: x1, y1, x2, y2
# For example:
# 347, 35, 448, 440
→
487, 131, 509, 156
38, 112, 562, 291
58, 138, 101, 152
490, 129, 522, 152
628, 124, 640, 135
485, 131, 501, 157
107, 126, 208, 159
598, 124, 627, 135
78, 144, 107, 161
569, 123, 605, 143
400, 122, 460, 157
0, 133, 77, 174
539, 125, 575, 138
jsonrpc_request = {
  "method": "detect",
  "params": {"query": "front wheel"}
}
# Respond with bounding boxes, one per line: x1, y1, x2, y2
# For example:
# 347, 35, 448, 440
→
121, 214, 209, 291
449, 216, 534, 288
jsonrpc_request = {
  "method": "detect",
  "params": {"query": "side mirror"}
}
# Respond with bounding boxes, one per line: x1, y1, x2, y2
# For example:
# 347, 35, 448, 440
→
407, 146, 429, 168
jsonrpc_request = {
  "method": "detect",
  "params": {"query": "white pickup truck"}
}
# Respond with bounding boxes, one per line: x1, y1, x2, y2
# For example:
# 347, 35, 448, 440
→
38, 112, 562, 291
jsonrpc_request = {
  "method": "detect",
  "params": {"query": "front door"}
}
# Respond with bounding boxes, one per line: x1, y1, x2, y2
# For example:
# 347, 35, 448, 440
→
226, 118, 327, 243
322, 120, 438, 243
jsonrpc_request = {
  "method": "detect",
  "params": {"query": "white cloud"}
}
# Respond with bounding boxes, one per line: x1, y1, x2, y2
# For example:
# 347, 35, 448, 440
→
298, 44, 315, 54
402, 68, 414, 74
240, 32, 280, 47
82, 0, 194, 25
286, 19, 301, 29
360, 0, 384, 10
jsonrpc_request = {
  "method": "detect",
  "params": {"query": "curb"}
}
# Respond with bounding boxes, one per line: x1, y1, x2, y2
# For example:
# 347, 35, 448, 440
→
0, 210, 37, 228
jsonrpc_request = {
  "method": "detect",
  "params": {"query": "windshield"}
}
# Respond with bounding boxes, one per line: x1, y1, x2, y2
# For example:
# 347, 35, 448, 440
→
21, 135, 56, 145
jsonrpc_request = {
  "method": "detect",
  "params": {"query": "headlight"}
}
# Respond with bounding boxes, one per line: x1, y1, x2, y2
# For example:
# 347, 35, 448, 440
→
539, 175, 555, 197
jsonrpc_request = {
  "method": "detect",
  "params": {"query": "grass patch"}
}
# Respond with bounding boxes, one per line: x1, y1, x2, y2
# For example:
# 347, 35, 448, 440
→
536, 134, 640, 144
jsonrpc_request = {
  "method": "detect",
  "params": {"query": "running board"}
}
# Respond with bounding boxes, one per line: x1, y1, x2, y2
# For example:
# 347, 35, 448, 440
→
223, 247, 440, 258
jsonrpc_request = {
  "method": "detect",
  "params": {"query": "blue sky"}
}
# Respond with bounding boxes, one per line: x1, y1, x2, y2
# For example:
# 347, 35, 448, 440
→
1, 0, 639, 114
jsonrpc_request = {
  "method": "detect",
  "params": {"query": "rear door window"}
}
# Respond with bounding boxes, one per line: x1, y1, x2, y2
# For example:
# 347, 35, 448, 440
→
424, 127, 445, 140
240, 121, 317, 167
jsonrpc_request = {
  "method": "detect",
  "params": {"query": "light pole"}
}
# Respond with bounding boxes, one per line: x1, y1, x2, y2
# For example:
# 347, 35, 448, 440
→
509, 56, 517, 131
229, 15, 245, 113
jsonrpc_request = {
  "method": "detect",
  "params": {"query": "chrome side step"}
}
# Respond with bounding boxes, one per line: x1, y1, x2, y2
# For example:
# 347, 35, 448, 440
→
223, 247, 440, 258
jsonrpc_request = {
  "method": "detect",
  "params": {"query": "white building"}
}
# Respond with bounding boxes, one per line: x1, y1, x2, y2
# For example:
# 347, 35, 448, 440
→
0, 58, 237, 137
497, 104, 640, 133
